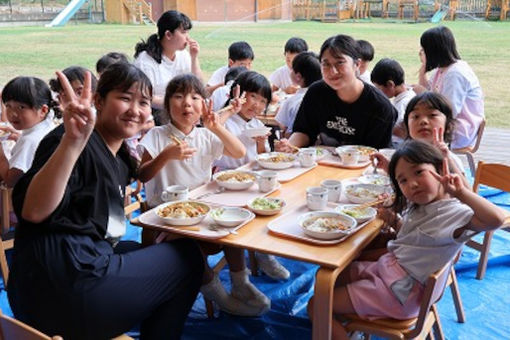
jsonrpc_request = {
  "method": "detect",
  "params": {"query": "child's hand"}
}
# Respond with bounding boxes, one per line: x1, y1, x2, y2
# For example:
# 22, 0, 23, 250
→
432, 127, 449, 158
229, 85, 246, 114
202, 99, 220, 131
429, 158, 464, 197
370, 152, 390, 173
57, 71, 95, 145
188, 38, 200, 59
274, 138, 297, 153
0, 124, 20, 142
164, 139, 196, 160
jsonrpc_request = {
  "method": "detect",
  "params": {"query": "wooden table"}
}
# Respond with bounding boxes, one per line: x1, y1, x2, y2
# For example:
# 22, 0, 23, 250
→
134, 165, 383, 339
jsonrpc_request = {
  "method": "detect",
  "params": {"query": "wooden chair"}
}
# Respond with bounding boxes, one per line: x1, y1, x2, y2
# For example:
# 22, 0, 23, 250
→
0, 185, 14, 287
452, 119, 486, 176
466, 161, 510, 279
341, 261, 452, 340
0, 309, 63, 340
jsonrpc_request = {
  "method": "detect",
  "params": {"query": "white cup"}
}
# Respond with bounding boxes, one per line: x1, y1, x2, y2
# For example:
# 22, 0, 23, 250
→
257, 170, 278, 193
298, 148, 317, 167
306, 186, 328, 210
340, 148, 360, 165
161, 185, 189, 202
320, 179, 342, 202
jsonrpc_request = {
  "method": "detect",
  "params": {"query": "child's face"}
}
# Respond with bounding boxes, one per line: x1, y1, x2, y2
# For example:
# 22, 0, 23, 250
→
320, 49, 359, 91
285, 52, 298, 69
229, 58, 253, 70
373, 82, 395, 98
169, 90, 203, 131
95, 82, 152, 139
239, 91, 268, 120
395, 158, 445, 205
4, 100, 47, 130
407, 102, 447, 143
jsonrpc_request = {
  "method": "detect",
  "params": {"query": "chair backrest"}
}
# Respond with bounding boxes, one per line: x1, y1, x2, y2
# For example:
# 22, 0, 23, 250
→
0, 309, 63, 340
473, 161, 510, 194
469, 118, 486, 153
408, 261, 452, 339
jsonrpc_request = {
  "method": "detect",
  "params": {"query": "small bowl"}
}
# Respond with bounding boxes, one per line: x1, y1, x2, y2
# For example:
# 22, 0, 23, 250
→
335, 204, 377, 223
344, 184, 387, 204
336, 145, 377, 162
155, 201, 210, 226
358, 174, 391, 186
309, 147, 330, 161
256, 152, 296, 170
213, 170, 256, 190
247, 197, 286, 216
244, 127, 272, 138
298, 211, 357, 240
210, 207, 252, 227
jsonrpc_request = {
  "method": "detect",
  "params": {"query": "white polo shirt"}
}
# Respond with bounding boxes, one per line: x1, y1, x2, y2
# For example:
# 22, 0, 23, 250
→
207, 66, 229, 86
269, 65, 293, 90
275, 87, 307, 134
139, 123, 224, 207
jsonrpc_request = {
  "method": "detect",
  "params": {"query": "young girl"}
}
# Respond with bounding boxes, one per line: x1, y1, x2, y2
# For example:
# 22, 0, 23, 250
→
308, 140, 506, 339
215, 71, 291, 281
138, 74, 271, 316
0, 77, 57, 187
373, 91, 469, 187
8, 63, 204, 339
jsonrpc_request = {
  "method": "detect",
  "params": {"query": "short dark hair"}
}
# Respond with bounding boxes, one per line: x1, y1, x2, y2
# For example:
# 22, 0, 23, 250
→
96, 52, 129, 74
228, 71, 272, 109
97, 63, 152, 101
284, 37, 308, 54
2, 76, 56, 115
403, 91, 456, 143
357, 40, 374, 61
320, 34, 361, 61
371, 58, 405, 86
292, 51, 321, 88
49, 66, 98, 94
224, 66, 248, 83
228, 41, 255, 61
388, 139, 444, 214
164, 74, 208, 116
420, 26, 460, 72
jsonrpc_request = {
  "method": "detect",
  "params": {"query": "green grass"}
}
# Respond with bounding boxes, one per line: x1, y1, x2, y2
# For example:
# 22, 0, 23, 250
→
0, 20, 509, 127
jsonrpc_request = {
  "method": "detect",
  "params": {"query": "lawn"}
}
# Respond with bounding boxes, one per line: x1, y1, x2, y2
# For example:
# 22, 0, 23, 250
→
0, 20, 509, 127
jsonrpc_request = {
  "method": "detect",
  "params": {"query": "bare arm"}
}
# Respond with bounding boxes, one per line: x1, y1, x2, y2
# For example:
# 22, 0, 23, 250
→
188, 38, 203, 82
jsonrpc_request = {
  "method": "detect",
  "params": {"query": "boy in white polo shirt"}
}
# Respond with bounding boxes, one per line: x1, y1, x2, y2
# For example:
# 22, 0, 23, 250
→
269, 37, 308, 94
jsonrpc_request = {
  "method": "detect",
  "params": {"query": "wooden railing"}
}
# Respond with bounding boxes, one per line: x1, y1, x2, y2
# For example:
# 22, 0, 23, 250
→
123, 0, 154, 24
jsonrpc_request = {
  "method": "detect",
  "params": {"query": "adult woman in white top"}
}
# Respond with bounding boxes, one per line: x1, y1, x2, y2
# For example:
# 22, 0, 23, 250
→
134, 10, 202, 113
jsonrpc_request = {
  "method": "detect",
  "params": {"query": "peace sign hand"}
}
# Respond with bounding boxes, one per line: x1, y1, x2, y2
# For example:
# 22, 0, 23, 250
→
429, 158, 464, 197
432, 127, 449, 158
229, 85, 246, 114
201, 99, 220, 132
56, 71, 95, 146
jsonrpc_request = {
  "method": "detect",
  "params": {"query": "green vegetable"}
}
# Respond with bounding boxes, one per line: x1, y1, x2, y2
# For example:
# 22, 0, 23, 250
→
251, 198, 282, 210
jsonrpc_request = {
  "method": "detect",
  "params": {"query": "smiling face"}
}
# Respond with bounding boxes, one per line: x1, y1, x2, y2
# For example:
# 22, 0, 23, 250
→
168, 90, 204, 132
320, 48, 359, 91
238, 91, 268, 121
407, 102, 447, 143
395, 158, 445, 205
4, 100, 47, 130
95, 82, 152, 139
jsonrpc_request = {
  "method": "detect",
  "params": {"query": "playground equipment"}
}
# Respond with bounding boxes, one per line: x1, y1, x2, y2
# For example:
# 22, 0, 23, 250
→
485, 0, 509, 19
104, 0, 155, 24
46, 0, 88, 27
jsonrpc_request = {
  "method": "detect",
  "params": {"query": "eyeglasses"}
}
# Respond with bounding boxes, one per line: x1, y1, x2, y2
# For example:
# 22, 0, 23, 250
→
320, 60, 346, 72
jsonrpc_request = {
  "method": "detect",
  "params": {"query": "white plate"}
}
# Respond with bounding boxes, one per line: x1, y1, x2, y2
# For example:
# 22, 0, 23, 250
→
335, 204, 377, 224
244, 127, 272, 138
155, 201, 210, 226
213, 170, 256, 190
344, 183, 388, 204
336, 145, 377, 162
247, 197, 286, 216
358, 174, 391, 186
256, 152, 296, 170
309, 147, 330, 161
298, 211, 357, 240
210, 207, 253, 227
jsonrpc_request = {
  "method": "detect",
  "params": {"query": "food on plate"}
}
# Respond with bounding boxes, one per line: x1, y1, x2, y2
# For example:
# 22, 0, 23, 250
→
216, 171, 255, 183
345, 185, 380, 200
157, 202, 208, 219
260, 153, 295, 163
340, 206, 372, 219
302, 216, 349, 233
358, 174, 390, 186
354, 145, 377, 156
250, 197, 283, 210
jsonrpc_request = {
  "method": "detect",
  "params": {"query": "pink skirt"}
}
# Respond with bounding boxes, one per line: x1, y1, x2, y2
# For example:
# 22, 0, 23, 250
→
346, 252, 424, 320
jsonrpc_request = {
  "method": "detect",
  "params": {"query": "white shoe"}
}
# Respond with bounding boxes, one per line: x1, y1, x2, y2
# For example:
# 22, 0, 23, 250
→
200, 274, 267, 316
349, 331, 365, 340
256, 253, 290, 281
230, 269, 271, 314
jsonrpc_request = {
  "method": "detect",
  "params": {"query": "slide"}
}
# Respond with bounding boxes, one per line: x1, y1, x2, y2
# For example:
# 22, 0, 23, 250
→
46, 0, 88, 27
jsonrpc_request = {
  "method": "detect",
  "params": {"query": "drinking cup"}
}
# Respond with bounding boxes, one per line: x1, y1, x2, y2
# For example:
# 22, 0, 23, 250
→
161, 185, 189, 202
298, 148, 316, 167
320, 179, 342, 202
340, 148, 360, 165
306, 186, 328, 210
257, 170, 278, 193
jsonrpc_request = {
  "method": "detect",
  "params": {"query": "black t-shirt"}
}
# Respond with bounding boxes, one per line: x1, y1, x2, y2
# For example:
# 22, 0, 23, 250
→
292, 80, 397, 149
12, 125, 133, 250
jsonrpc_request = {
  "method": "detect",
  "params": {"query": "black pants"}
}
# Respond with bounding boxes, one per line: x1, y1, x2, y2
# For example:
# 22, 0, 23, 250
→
9, 237, 204, 340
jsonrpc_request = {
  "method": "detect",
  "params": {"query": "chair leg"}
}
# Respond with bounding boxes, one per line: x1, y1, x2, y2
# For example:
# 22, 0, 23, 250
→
477, 231, 494, 280
0, 239, 9, 286
449, 267, 466, 323
248, 250, 259, 277
432, 304, 445, 340
205, 299, 215, 318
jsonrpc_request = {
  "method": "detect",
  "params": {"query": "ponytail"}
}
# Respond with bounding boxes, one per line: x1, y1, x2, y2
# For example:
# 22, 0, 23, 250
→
134, 34, 163, 63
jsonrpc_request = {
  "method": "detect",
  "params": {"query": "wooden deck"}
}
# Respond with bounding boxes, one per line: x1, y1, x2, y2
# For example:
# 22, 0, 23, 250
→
461, 127, 510, 168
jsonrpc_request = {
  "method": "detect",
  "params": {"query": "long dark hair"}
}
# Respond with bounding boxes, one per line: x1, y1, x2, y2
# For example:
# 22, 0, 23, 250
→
420, 26, 461, 72
2, 76, 58, 118
134, 10, 192, 63
388, 140, 444, 214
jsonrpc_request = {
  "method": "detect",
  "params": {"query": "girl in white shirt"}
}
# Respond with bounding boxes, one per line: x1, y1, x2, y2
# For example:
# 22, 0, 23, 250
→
0, 77, 57, 187
139, 74, 271, 316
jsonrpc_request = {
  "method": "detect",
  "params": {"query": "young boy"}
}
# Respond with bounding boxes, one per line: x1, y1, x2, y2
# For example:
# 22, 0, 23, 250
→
96, 52, 129, 77
371, 58, 416, 146
269, 37, 308, 94
275, 51, 321, 138
357, 40, 375, 85
206, 41, 254, 94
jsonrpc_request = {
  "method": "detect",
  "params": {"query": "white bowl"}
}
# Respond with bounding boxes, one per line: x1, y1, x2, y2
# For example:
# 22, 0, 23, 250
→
247, 197, 286, 216
335, 204, 377, 223
358, 174, 391, 186
210, 207, 252, 227
298, 211, 357, 240
310, 147, 330, 161
155, 201, 210, 226
256, 152, 296, 170
213, 170, 256, 190
244, 127, 272, 138
336, 145, 377, 162
344, 184, 387, 204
